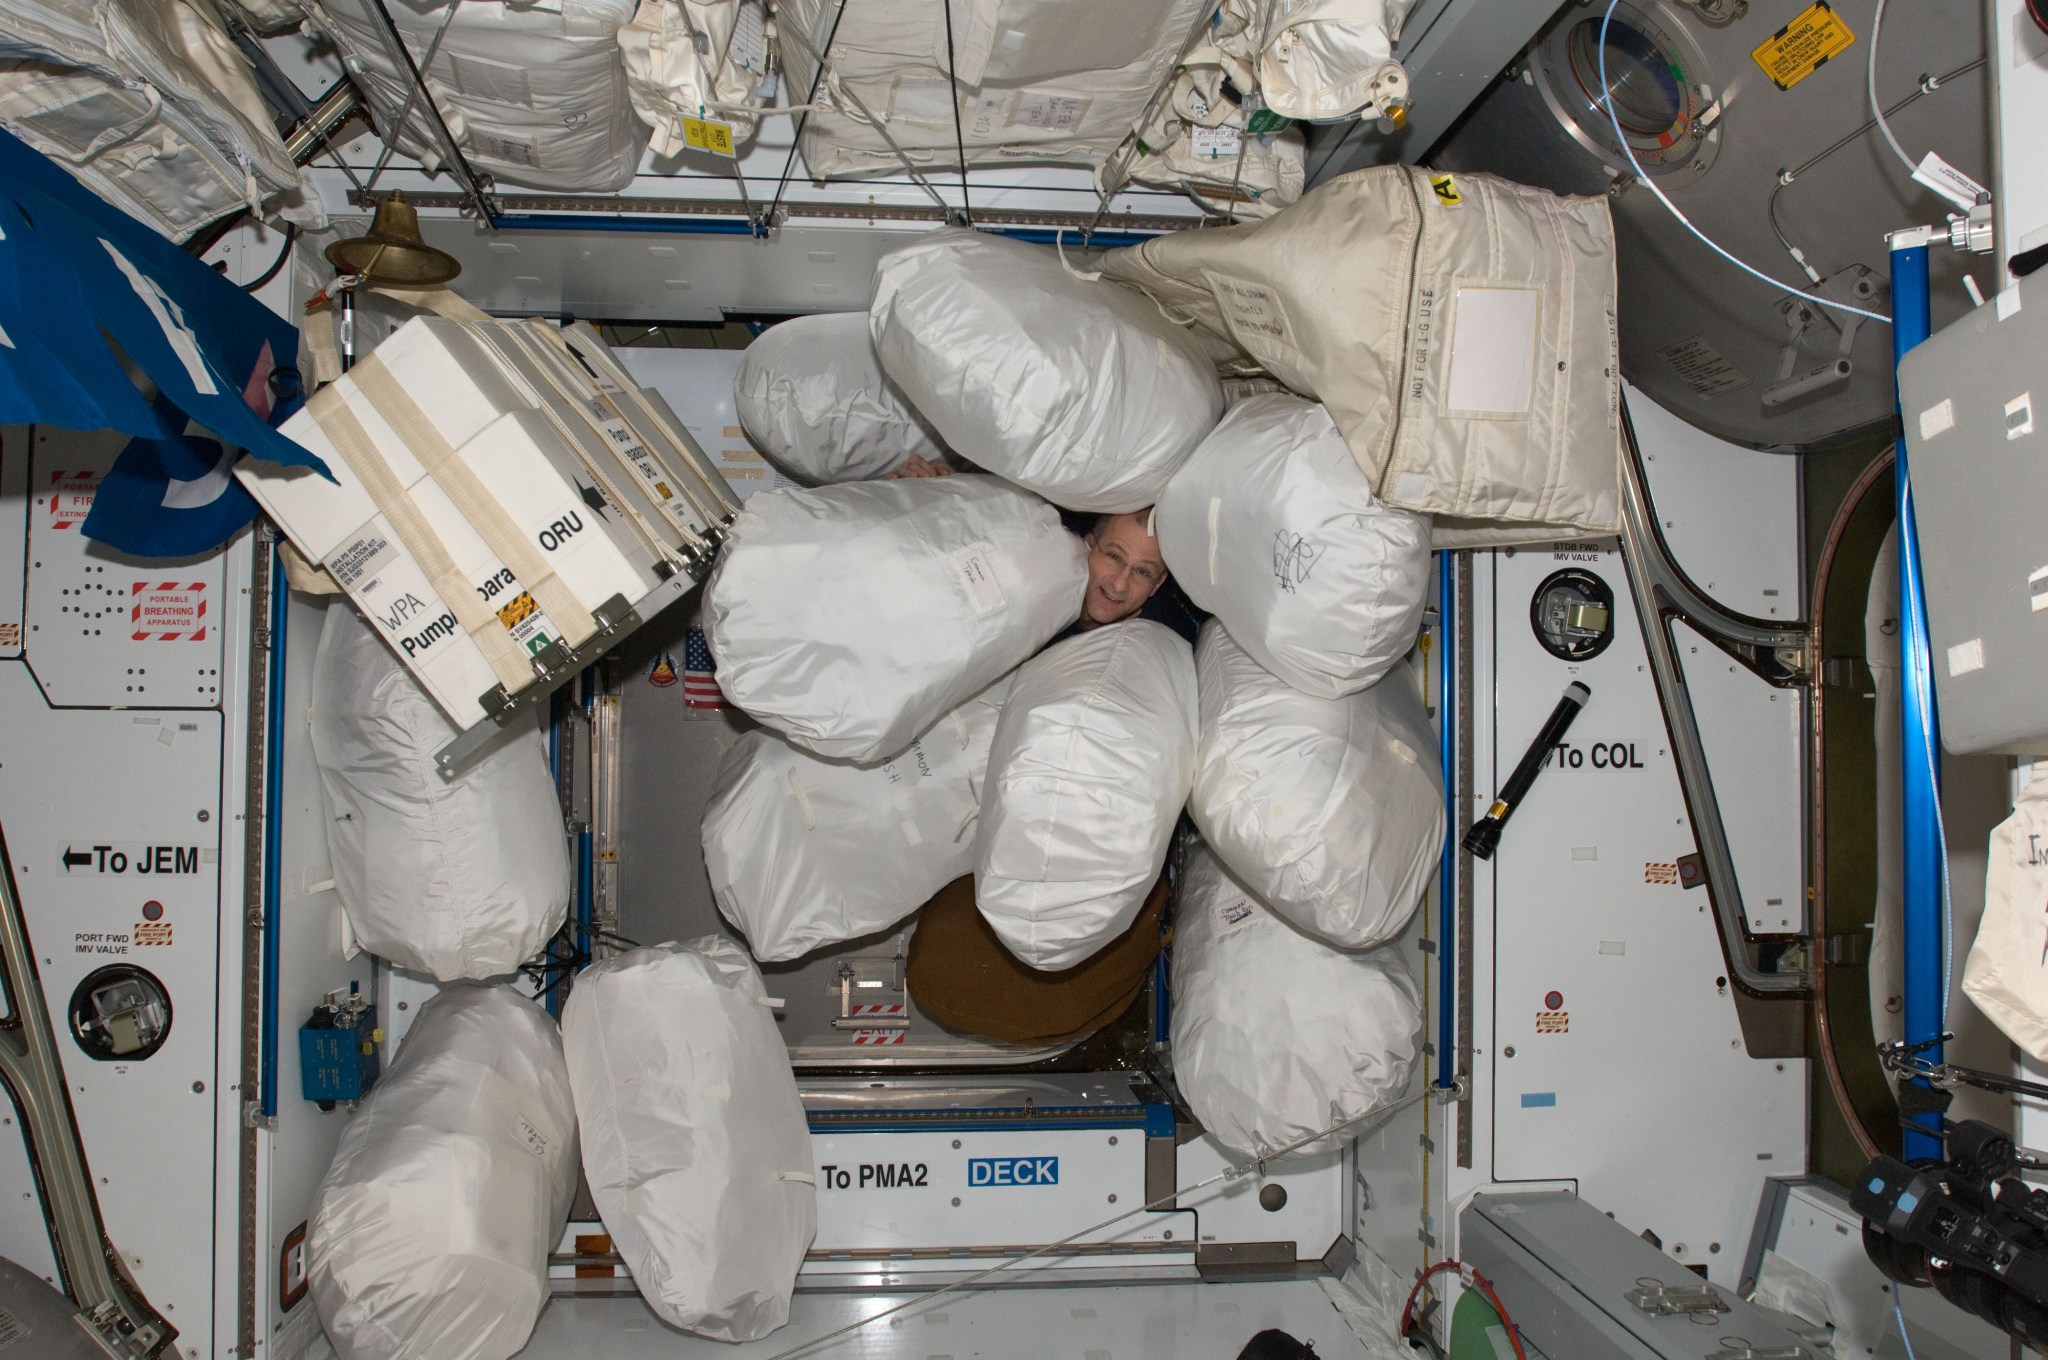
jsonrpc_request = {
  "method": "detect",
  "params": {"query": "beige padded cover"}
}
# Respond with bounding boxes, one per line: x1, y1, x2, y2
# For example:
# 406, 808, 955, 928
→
1098, 165, 1622, 547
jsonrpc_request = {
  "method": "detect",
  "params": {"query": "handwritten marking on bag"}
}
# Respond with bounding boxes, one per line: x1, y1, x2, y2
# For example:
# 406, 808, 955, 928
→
951, 549, 1007, 618
1203, 272, 1299, 354
513, 1116, 551, 1160
1271, 531, 1323, 594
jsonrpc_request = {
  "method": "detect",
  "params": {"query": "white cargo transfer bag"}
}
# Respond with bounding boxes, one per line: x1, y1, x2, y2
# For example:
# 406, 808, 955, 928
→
776, 0, 1210, 180
1208, 0, 1414, 124
706, 475, 1086, 763
1172, 843, 1422, 1159
0, 0, 307, 239
308, 984, 578, 1360
733, 311, 952, 484
704, 676, 1010, 962
870, 229, 1225, 514
1098, 166, 1621, 546
617, 0, 771, 155
1191, 623, 1442, 949
302, 0, 647, 192
562, 940, 816, 1342
310, 603, 570, 981
976, 620, 1197, 970
1159, 394, 1431, 697
1964, 771, 2048, 1061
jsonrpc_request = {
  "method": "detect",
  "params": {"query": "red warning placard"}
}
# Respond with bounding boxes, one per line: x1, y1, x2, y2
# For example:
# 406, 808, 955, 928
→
48, 470, 98, 530
131, 581, 208, 641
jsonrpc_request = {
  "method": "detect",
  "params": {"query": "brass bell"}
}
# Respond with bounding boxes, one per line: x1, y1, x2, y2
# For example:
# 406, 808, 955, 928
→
324, 190, 462, 285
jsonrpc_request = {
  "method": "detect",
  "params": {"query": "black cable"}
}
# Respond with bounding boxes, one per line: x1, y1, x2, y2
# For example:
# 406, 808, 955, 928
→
942, 0, 973, 226
242, 224, 297, 292
2030, 0, 2048, 37
766, 0, 850, 232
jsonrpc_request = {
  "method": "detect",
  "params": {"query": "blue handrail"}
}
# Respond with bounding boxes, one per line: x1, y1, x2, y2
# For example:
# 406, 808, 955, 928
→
1889, 234, 1945, 1163
259, 546, 288, 1120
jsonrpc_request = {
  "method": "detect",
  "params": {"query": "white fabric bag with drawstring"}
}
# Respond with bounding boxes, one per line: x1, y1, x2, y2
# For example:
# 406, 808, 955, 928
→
562, 940, 816, 1342
732, 310, 952, 485
703, 675, 1011, 962
1171, 842, 1423, 1159
1964, 771, 2048, 1062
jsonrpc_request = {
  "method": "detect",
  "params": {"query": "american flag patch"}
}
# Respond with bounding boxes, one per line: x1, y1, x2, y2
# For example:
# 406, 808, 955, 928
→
682, 625, 728, 710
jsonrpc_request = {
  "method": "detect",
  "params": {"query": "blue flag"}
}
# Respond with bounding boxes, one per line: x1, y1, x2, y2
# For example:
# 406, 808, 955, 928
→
0, 125, 331, 557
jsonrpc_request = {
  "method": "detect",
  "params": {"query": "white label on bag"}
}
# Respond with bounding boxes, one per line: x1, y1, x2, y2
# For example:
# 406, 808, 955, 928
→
951, 549, 1007, 618
1008, 91, 1091, 132
513, 1116, 550, 1160
472, 130, 539, 168
1215, 892, 1258, 939
1189, 124, 1242, 161
1446, 286, 1540, 415
1204, 272, 1298, 354
1186, 89, 1212, 120
728, 0, 769, 73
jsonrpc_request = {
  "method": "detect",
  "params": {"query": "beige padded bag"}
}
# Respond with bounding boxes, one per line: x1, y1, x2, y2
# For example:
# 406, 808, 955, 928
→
1963, 771, 2048, 1061
1097, 164, 1621, 547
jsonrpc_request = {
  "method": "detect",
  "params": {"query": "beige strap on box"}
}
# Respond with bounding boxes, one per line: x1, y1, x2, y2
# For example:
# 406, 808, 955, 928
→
453, 321, 681, 563
490, 324, 709, 550
524, 322, 737, 523
351, 360, 600, 648
312, 391, 537, 698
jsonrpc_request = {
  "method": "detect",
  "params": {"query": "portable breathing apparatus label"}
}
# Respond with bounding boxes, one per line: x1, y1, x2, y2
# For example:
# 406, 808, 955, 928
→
1750, 2, 1854, 91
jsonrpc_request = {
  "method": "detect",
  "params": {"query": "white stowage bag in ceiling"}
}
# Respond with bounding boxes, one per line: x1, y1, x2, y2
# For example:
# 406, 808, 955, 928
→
617, 0, 772, 155
733, 311, 952, 485
1171, 842, 1423, 1160
0, 0, 308, 239
1114, 64, 1306, 219
1098, 166, 1622, 547
1190, 622, 1443, 949
1209, 0, 1415, 124
308, 603, 571, 982
562, 940, 817, 1342
302, 0, 647, 192
976, 620, 1197, 970
1156, 393, 1432, 698
1964, 770, 2048, 1063
871, 229, 1225, 515
776, 0, 1212, 178
703, 674, 1010, 962
705, 474, 1085, 764
308, 984, 579, 1360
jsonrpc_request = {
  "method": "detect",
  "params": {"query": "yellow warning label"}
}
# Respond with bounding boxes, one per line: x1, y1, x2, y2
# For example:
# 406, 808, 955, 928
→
1751, 1, 1855, 91
497, 591, 538, 631
681, 116, 737, 157
1429, 174, 1462, 205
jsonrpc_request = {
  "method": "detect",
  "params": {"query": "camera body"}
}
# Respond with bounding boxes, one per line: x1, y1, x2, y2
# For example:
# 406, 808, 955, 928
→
1853, 1120, 2048, 1351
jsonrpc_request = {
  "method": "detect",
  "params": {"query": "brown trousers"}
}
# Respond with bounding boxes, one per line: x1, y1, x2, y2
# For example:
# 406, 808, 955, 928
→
905, 875, 1169, 1045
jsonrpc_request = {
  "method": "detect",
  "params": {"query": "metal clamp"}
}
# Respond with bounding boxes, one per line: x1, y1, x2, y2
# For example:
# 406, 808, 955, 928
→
1706, 1340, 1812, 1360
1626, 1277, 1731, 1319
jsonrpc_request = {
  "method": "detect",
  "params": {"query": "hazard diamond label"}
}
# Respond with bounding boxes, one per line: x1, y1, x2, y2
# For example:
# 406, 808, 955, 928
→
47, 470, 98, 530
131, 582, 207, 641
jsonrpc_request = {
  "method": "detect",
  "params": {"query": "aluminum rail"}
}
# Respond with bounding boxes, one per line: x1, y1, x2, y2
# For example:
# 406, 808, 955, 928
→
1617, 405, 1812, 997
283, 82, 365, 166
0, 827, 174, 1356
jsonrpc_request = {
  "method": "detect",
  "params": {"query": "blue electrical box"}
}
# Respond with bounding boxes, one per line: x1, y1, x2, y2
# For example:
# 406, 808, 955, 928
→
299, 989, 381, 1108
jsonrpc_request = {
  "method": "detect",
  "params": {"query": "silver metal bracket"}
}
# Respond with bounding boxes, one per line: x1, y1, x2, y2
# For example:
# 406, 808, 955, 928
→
1626, 1276, 1731, 1318
1705, 1341, 1812, 1360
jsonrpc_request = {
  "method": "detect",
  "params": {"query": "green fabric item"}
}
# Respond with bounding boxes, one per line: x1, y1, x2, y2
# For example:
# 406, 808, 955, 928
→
1448, 1289, 1546, 1360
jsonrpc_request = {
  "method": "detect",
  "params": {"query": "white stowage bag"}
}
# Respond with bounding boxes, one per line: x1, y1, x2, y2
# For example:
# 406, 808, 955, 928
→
309, 984, 578, 1360
309, 603, 570, 981
705, 475, 1086, 763
562, 940, 816, 1342
976, 621, 1197, 970
870, 229, 1226, 514
732, 311, 951, 485
1190, 623, 1443, 949
1210, 0, 1415, 124
1172, 843, 1422, 1159
617, 0, 771, 155
302, 0, 647, 193
703, 676, 1010, 962
1157, 393, 1432, 697
1964, 771, 2048, 1062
